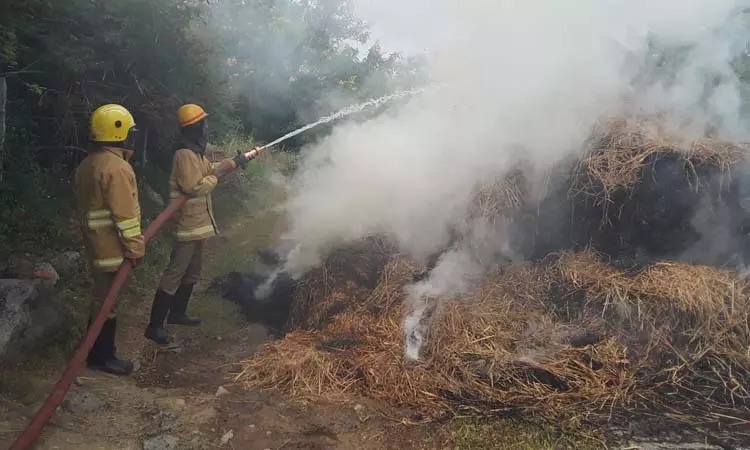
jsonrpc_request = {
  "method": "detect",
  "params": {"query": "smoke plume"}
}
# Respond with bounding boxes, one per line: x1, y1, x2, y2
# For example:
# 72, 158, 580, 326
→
274, 1, 749, 357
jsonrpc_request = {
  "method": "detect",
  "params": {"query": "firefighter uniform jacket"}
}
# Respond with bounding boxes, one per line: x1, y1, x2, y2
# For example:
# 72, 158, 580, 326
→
169, 148, 237, 242
74, 147, 145, 272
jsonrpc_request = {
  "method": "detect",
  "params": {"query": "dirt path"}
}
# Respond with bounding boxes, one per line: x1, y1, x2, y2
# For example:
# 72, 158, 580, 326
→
18, 322, 445, 450
0, 225, 450, 450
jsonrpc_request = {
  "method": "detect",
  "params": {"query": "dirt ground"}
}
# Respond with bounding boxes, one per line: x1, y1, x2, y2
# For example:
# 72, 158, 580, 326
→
0, 217, 455, 450
3, 321, 449, 450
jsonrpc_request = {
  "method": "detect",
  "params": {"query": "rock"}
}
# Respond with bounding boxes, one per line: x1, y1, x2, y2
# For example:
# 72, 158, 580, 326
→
353, 404, 369, 422
215, 386, 229, 397
0, 255, 34, 278
62, 389, 104, 414
175, 399, 186, 409
1, 256, 64, 285
0, 279, 72, 362
265, 431, 272, 437
32, 263, 59, 286
248, 424, 256, 432
48, 251, 83, 276
220, 430, 234, 445
143, 434, 178, 450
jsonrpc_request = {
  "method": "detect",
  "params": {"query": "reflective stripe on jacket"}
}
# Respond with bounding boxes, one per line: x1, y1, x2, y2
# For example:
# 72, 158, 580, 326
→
169, 148, 237, 242
74, 147, 145, 272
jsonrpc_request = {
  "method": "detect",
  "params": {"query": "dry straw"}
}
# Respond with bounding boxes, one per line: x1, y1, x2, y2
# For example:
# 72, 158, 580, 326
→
238, 119, 750, 427
239, 249, 750, 426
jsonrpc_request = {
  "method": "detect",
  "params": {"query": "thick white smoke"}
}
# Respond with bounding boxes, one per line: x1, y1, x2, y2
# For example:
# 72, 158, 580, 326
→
276, 1, 749, 358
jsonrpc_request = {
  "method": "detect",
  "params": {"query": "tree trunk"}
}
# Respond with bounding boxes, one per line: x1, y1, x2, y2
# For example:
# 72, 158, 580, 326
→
0, 77, 6, 184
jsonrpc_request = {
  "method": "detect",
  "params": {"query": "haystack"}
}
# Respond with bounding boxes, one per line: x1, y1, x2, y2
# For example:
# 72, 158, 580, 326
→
239, 250, 750, 427
565, 117, 749, 263
574, 117, 746, 198
286, 236, 398, 330
236, 116, 750, 430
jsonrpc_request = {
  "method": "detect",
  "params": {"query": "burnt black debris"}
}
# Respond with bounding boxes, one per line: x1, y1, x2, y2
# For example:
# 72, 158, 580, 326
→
214, 263, 296, 336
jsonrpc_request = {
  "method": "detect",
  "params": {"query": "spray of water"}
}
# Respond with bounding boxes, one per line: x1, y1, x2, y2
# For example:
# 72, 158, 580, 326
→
259, 88, 429, 152
252, 89, 435, 300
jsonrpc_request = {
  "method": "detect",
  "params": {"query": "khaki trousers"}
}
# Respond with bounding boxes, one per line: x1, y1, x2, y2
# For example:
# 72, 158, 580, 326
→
158, 240, 204, 295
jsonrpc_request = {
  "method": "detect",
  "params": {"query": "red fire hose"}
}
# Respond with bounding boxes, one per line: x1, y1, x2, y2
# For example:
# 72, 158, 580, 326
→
10, 150, 262, 450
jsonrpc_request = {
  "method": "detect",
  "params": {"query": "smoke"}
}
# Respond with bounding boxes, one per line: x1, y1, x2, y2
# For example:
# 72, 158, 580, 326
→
271, 1, 749, 356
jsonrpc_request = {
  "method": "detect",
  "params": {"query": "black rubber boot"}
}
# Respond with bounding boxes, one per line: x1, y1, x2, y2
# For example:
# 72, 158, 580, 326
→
167, 284, 201, 327
144, 290, 173, 345
167, 283, 201, 326
86, 318, 134, 376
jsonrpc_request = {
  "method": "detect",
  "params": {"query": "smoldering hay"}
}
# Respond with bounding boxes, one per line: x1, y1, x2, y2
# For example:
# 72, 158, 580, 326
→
235, 0, 750, 431
236, 120, 750, 431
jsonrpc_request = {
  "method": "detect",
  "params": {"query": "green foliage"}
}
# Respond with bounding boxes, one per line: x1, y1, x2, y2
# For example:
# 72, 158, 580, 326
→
2, 0, 233, 165
0, 128, 77, 255
212, 0, 427, 144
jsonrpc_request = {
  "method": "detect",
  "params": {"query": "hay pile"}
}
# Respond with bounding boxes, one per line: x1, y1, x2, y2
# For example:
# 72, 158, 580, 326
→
286, 236, 398, 330
466, 169, 527, 224
237, 118, 750, 428
239, 250, 750, 426
573, 117, 746, 199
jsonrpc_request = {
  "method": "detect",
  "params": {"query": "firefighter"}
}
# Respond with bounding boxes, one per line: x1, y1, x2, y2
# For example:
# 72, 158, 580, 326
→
144, 104, 247, 344
74, 104, 144, 375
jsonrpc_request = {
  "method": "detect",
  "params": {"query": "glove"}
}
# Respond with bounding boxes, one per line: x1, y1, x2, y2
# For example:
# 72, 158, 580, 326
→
233, 150, 248, 170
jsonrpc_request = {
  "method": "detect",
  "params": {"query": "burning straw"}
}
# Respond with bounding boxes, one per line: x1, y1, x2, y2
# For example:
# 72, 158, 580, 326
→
286, 236, 397, 330
239, 249, 750, 426
570, 117, 747, 210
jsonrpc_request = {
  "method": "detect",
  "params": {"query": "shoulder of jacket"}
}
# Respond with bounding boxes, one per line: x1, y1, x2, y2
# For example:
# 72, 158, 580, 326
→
103, 156, 135, 179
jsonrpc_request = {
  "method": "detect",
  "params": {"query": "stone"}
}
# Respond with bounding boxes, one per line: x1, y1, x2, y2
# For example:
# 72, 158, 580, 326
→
48, 251, 83, 276
353, 404, 369, 422
215, 386, 229, 397
143, 434, 178, 450
32, 263, 59, 286
0, 279, 72, 362
62, 389, 104, 414
220, 430, 234, 445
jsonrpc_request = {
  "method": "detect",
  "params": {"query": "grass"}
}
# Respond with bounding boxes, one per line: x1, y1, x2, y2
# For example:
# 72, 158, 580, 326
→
452, 418, 606, 450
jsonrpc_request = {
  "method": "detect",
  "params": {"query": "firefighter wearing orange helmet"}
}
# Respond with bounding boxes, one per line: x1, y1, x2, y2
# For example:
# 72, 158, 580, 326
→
74, 104, 144, 375
144, 104, 247, 344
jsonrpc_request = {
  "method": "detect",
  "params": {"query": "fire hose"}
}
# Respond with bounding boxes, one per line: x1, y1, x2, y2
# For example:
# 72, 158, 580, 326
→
10, 147, 265, 450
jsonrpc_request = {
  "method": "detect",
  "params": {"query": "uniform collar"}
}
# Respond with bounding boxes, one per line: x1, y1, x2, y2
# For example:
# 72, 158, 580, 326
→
103, 146, 134, 161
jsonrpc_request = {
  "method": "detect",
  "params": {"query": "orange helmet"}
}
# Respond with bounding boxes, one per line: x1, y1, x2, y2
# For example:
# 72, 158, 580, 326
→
177, 104, 208, 128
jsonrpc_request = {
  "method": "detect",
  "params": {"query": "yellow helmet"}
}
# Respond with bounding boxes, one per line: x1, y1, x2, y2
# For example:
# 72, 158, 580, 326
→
178, 104, 208, 128
90, 104, 136, 142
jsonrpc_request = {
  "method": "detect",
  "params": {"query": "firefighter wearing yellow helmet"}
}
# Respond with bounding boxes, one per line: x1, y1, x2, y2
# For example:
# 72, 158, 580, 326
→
145, 103, 247, 344
74, 104, 145, 375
